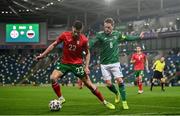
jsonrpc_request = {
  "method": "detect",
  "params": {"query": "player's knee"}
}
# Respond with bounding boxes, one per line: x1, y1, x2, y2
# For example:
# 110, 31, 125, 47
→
50, 75, 58, 83
138, 76, 142, 82
139, 76, 142, 79
116, 77, 124, 84
105, 80, 112, 86
161, 78, 165, 83
152, 78, 156, 83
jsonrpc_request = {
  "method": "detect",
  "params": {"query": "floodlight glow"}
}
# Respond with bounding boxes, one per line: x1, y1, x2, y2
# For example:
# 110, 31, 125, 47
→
105, 0, 114, 2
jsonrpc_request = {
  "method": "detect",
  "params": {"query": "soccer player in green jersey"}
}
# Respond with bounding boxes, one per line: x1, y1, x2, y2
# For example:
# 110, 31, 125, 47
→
89, 18, 140, 110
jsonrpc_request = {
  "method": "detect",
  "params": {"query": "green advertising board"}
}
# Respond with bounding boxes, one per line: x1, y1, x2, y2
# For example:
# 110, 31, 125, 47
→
6, 24, 39, 43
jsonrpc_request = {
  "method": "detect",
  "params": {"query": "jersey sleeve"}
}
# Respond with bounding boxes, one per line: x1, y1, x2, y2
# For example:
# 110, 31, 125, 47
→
119, 33, 140, 41
153, 60, 158, 68
132, 54, 135, 59
131, 54, 135, 60
89, 32, 101, 48
83, 37, 89, 53
56, 32, 65, 44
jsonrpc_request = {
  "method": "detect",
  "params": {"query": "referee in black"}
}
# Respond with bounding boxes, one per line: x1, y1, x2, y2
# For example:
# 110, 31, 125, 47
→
150, 57, 166, 91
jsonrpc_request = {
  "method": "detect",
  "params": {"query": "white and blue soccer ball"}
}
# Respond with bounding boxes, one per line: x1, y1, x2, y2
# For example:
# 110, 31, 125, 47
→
49, 99, 62, 111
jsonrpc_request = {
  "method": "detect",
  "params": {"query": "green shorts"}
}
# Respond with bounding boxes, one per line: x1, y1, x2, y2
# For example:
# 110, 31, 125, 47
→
55, 62, 86, 79
134, 70, 144, 77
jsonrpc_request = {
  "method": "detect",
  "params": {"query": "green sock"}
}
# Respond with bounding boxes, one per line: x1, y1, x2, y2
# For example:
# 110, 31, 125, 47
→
118, 83, 126, 101
107, 84, 118, 95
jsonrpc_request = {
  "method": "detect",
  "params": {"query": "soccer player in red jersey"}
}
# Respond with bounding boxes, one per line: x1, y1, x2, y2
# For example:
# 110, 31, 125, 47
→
35, 20, 115, 109
130, 46, 149, 94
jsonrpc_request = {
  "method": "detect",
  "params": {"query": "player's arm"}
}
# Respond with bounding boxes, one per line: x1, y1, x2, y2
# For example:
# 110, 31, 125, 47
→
162, 64, 167, 83
130, 59, 135, 64
152, 61, 157, 70
89, 38, 98, 48
83, 36, 91, 74
35, 41, 58, 60
145, 56, 149, 72
36, 32, 64, 60
84, 49, 90, 74
162, 64, 167, 76
130, 54, 135, 63
89, 32, 101, 48
119, 33, 140, 42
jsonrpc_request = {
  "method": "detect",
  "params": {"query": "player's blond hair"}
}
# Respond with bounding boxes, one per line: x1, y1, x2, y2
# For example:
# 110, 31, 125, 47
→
104, 18, 114, 26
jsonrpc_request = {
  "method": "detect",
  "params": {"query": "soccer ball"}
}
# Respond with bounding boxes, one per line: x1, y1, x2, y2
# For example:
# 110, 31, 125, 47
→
49, 99, 62, 111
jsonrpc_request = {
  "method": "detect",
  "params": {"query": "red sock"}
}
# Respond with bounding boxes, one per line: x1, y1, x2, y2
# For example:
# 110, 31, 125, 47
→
52, 82, 61, 97
137, 79, 143, 91
139, 81, 143, 91
92, 88, 104, 102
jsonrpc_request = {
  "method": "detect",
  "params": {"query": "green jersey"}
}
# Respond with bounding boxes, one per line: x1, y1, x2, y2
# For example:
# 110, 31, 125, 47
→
90, 31, 139, 64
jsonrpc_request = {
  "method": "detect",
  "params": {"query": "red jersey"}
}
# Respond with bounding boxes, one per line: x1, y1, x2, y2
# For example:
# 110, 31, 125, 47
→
56, 31, 89, 64
131, 53, 146, 70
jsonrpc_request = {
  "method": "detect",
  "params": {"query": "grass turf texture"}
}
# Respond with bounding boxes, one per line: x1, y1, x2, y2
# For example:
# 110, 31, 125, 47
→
0, 86, 180, 115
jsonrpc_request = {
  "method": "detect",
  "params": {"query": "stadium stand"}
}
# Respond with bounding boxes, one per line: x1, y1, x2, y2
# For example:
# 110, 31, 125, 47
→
0, 48, 179, 86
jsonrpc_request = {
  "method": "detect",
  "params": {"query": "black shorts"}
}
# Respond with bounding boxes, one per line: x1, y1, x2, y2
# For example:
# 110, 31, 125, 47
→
153, 71, 163, 79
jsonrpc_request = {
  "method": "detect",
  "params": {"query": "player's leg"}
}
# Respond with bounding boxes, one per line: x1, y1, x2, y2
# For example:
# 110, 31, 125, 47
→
134, 71, 140, 92
81, 75, 103, 102
100, 64, 119, 97
111, 63, 129, 109
160, 76, 165, 91
137, 71, 144, 94
151, 71, 158, 91
81, 75, 115, 110
50, 69, 65, 104
115, 77, 129, 109
150, 78, 156, 91
51, 62, 69, 104
137, 76, 143, 93
105, 80, 119, 97
72, 65, 115, 109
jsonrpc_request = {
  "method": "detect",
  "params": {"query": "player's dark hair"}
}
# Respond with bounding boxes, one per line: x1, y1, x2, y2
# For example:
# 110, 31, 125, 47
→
136, 45, 141, 48
104, 18, 114, 26
73, 20, 83, 30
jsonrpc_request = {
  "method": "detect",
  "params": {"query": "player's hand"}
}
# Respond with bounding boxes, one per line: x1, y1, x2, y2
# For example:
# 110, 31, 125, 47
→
130, 60, 135, 63
140, 31, 145, 39
35, 54, 44, 61
84, 67, 90, 75
151, 67, 155, 71
146, 68, 150, 73
145, 66, 150, 73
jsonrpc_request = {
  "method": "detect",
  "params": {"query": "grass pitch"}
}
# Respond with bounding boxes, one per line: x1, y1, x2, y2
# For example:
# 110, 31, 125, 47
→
0, 85, 180, 115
